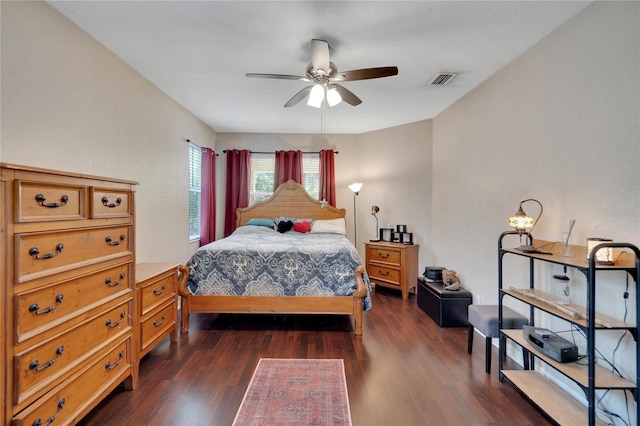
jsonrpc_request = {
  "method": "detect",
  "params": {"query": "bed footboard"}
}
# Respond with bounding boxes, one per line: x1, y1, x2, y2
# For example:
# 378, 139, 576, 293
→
178, 265, 368, 335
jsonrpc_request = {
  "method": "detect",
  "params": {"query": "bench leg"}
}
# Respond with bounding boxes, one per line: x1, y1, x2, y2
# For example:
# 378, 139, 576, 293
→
485, 336, 492, 374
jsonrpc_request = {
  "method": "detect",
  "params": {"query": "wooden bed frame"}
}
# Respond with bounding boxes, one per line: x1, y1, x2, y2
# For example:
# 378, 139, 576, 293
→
178, 179, 368, 335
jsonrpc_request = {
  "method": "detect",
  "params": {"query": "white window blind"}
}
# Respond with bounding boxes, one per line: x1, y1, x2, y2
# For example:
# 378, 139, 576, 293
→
188, 142, 202, 240
249, 153, 320, 205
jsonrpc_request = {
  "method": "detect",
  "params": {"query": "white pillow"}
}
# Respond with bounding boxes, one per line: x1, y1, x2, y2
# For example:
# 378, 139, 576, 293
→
310, 218, 347, 235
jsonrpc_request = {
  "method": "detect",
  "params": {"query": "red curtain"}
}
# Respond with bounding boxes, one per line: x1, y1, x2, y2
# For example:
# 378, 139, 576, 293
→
224, 149, 251, 237
199, 148, 216, 246
319, 149, 336, 207
274, 150, 303, 188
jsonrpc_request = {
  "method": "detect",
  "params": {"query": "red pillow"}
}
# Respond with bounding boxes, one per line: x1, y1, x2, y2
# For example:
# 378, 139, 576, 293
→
293, 221, 311, 233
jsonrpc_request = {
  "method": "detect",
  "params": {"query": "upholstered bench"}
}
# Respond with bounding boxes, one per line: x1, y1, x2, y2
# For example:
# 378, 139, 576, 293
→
467, 305, 529, 374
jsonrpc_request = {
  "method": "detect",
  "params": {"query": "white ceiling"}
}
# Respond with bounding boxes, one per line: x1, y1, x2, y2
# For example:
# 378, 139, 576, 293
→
49, 1, 590, 135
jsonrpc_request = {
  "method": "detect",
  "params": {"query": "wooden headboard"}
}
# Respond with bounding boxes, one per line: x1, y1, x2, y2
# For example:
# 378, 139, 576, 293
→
236, 179, 346, 227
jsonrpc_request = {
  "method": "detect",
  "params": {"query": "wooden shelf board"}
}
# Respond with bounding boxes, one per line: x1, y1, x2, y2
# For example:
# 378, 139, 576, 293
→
501, 370, 606, 426
502, 330, 635, 389
501, 288, 633, 329
501, 240, 637, 270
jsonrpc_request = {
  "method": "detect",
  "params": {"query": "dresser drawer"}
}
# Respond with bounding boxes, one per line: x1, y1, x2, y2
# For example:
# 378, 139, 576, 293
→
13, 300, 131, 406
90, 188, 132, 218
140, 301, 177, 354
367, 264, 401, 285
16, 180, 87, 223
140, 273, 176, 316
16, 226, 132, 283
12, 339, 131, 426
15, 264, 131, 342
366, 246, 401, 265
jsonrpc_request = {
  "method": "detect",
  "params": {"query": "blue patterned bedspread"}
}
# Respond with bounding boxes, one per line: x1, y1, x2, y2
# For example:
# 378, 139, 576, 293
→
186, 225, 372, 310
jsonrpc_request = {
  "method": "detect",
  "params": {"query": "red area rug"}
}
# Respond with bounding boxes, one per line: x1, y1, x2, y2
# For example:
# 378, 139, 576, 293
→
233, 358, 352, 426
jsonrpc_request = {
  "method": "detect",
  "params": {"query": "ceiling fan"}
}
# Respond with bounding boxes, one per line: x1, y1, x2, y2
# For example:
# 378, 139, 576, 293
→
246, 39, 398, 108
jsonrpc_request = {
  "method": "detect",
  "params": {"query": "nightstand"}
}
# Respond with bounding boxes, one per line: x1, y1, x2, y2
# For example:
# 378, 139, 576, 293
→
365, 242, 419, 300
135, 263, 186, 368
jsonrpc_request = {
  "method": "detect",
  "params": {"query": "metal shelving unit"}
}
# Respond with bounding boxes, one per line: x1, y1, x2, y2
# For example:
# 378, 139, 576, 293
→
498, 231, 639, 425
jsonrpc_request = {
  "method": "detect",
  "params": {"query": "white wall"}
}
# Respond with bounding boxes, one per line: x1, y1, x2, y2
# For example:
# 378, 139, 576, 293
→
433, 1, 639, 420
1, 1, 217, 264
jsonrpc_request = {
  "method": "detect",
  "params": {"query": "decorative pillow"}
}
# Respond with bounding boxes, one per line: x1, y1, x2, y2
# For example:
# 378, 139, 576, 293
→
310, 218, 347, 235
293, 221, 312, 233
246, 218, 275, 228
277, 220, 294, 233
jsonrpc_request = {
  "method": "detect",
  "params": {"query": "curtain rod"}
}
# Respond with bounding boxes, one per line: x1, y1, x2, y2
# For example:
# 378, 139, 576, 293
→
222, 150, 339, 154
186, 139, 218, 156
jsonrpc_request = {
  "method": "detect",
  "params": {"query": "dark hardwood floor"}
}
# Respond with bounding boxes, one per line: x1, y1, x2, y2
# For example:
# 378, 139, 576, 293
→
79, 287, 551, 425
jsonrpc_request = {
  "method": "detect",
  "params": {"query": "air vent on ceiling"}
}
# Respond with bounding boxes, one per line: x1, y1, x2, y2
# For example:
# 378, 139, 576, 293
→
429, 72, 457, 86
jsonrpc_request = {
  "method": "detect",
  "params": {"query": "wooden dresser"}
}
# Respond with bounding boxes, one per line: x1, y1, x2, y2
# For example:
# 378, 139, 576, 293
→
1, 163, 137, 425
135, 263, 186, 374
365, 242, 419, 300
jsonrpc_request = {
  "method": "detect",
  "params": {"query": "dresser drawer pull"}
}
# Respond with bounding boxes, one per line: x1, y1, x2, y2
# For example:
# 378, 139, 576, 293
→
105, 234, 126, 246
35, 193, 69, 209
31, 398, 65, 426
101, 196, 122, 208
105, 350, 125, 370
29, 243, 64, 260
105, 272, 126, 287
105, 311, 126, 328
29, 346, 64, 372
377, 269, 390, 277
153, 314, 167, 327
153, 284, 166, 296
29, 294, 64, 315
377, 251, 390, 259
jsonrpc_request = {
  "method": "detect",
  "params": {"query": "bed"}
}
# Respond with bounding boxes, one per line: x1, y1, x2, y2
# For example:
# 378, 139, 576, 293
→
178, 179, 370, 335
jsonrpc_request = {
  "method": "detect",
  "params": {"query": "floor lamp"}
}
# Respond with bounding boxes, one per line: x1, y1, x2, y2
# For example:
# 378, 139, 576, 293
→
348, 183, 363, 246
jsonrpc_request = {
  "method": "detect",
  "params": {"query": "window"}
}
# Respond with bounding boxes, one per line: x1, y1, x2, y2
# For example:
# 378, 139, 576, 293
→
250, 154, 275, 204
188, 142, 202, 240
249, 153, 320, 204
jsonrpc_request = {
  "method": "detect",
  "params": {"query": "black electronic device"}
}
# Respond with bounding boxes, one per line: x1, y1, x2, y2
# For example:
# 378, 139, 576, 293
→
523, 326, 578, 363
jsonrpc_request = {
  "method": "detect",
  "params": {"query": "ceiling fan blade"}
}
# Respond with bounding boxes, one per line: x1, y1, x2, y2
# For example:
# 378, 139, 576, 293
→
246, 73, 310, 82
335, 66, 398, 82
311, 39, 330, 73
284, 86, 313, 107
333, 84, 362, 106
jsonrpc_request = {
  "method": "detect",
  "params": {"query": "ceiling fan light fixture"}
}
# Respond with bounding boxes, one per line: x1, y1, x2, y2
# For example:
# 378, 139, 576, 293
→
307, 84, 324, 108
326, 86, 342, 106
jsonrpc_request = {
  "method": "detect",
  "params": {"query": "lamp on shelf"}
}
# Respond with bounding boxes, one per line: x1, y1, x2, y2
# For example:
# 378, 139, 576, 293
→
370, 205, 380, 241
508, 198, 543, 253
348, 183, 363, 246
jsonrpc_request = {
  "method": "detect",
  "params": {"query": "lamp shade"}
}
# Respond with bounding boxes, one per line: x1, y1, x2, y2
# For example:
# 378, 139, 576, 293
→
508, 199, 543, 235
348, 182, 363, 194
371, 205, 380, 215
326, 86, 342, 106
307, 84, 324, 108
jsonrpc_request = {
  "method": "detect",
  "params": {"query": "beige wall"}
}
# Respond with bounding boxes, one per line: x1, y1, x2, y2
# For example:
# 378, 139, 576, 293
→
1, 1, 217, 263
433, 1, 639, 416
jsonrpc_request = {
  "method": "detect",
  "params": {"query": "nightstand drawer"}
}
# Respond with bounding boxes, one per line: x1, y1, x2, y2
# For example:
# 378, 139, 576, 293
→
140, 273, 176, 316
368, 265, 401, 285
367, 246, 401, 265
140, 301, 177, 353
